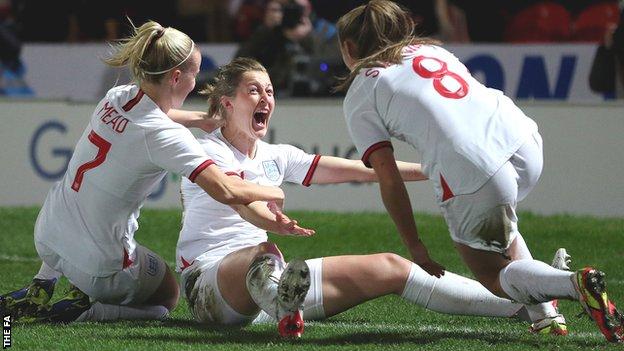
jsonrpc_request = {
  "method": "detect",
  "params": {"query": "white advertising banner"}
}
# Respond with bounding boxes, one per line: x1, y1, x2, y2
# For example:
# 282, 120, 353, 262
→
449, 44, 606, 102
14, 43, 609, 102
19, 43, 239, 102
0, 99, 622, 217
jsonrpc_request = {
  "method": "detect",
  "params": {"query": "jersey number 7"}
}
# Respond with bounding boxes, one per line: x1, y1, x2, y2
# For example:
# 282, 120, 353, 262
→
71, 130, 111, 192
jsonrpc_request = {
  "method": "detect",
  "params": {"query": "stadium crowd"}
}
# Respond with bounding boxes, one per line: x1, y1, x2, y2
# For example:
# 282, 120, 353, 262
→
0, 0, 622, 97
0, 0, 619, 43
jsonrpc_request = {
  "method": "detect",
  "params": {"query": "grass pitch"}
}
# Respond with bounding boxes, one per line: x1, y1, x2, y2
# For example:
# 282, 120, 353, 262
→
1, 207, 623, 350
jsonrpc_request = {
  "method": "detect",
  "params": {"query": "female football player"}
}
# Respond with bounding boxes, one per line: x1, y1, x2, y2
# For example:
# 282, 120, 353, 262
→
176, 57, 538, 339
0, 20, 297, 329
334, 0, 622, 342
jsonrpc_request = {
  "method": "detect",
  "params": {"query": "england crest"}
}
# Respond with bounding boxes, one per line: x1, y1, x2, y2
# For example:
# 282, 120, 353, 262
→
262, 160, 281, 181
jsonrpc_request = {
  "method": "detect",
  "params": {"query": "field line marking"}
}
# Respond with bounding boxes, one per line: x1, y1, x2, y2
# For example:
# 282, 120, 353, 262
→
307, 321, 606, 339
0, 254, 40, 263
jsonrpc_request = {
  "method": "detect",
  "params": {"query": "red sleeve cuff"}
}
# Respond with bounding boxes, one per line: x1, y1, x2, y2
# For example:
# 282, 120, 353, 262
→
361, 141, 393, 168
302, 154, 321, 187
189, 159, 215, 182
225, 171, 244, 179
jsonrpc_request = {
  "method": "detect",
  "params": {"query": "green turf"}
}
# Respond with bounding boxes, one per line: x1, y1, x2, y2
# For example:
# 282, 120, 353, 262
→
1, 207, 623, 350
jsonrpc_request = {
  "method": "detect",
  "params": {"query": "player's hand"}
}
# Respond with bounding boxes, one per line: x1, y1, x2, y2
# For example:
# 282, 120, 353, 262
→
268, 203, 315, 237
195, 115, 224, 133
417, 258, 446, 278
410, 242, 445, 277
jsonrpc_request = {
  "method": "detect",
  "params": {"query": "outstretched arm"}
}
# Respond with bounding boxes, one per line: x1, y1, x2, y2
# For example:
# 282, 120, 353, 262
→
195, 165, 285, 208
231, 201, 315, 236
310, 156, 427, 184
368, 147, 445, 277
167, 109, 224, 133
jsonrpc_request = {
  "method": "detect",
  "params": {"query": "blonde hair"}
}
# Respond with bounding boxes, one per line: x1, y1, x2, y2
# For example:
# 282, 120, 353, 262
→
335, 0, 439, 91
200, 57, 268, 124
103, 20, 196, 85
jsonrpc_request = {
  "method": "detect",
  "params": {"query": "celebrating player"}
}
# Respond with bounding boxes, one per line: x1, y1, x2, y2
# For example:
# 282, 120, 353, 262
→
0, 20, 299, 329
175, 57, 548, 339
334, 0, 622, 342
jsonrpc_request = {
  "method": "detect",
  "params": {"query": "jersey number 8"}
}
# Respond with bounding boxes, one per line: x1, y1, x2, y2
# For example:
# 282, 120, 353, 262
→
412, 55, 469, 99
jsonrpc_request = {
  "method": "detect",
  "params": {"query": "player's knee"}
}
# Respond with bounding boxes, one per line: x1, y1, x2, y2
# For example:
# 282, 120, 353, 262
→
148, 267, 180, 311
376, 252, 405, 269
374, 253, 410, 286
478, 275, 507, 298
161, 273, 180, 311
255, 242, 284, 260
162, 287, 180, 311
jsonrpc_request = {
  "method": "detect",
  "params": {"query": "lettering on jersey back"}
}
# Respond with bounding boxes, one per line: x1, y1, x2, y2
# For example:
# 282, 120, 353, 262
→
97, 101, 129, 133
365, 69, 380, 78
403, 45, 422, 56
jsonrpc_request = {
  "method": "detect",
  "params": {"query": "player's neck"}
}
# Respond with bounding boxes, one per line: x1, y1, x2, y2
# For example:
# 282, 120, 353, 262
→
221, 127, 258, 159
141, 83, 172, 114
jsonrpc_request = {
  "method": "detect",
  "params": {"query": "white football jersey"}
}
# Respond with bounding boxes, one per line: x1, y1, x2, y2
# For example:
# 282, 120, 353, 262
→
176, 129, 319, 271
344, 45, 538, 200
35, 84, 213, 276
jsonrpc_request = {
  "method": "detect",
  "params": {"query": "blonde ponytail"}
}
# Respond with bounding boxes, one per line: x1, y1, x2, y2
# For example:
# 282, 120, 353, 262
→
104, 20, 196, 85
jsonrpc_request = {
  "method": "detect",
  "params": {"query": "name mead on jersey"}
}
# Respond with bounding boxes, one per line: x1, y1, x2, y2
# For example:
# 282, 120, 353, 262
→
97, 101, 129, 133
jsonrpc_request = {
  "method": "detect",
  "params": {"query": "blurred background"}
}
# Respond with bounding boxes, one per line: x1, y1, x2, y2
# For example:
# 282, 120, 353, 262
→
1, 0, 622, 100
0, 0, 623, 217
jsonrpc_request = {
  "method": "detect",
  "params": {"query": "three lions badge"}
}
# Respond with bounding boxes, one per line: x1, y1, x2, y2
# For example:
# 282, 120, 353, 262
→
262, 160, 280, 181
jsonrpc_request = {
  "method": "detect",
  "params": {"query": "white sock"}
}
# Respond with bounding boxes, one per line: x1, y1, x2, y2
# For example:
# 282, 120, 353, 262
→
76, 302, 169, 322
509, 235, 559, 321
401, 263, 522, 317
499, 259, 578, 305
34, 262, 62, 281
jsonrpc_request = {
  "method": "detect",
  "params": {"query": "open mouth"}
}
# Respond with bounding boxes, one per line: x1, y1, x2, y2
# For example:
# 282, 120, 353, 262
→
252, 111, 269, 131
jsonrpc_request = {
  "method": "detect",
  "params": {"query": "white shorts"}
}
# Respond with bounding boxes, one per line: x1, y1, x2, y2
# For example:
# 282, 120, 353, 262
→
181, 256, 324, 325
439, 132, 543, 253
36, 241, 166, 305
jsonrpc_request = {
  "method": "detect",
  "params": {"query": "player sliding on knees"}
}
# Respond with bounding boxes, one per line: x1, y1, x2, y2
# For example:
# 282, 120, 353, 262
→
175, 58, 546, 339
0, 21, 294, 328
334, 0, 623, 342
